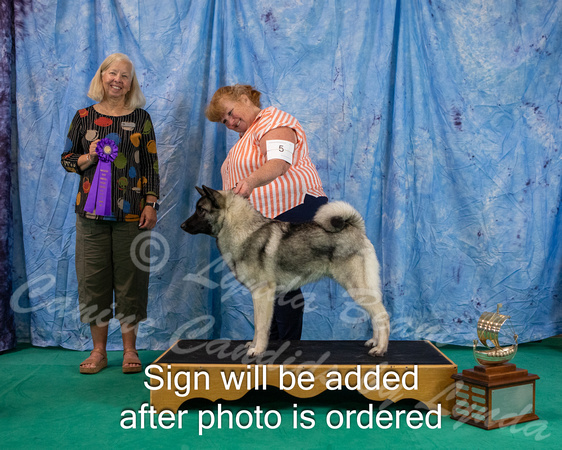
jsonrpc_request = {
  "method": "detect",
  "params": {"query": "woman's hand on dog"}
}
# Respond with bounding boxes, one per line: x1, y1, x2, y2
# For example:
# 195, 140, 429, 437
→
233, 178, 255, 198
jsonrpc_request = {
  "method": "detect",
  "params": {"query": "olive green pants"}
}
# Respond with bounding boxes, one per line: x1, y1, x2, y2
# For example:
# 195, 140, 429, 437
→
75, 216, 150, 326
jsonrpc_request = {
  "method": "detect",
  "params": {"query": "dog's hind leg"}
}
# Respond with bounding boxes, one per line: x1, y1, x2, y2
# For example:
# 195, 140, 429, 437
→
247, 281, 277, 356
332, 247, 389, 356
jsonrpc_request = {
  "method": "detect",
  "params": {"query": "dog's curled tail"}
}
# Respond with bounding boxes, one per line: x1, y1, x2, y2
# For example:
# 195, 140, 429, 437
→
313, 201, 365, 233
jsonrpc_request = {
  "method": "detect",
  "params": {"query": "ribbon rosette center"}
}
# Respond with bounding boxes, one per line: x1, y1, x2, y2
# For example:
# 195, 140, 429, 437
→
84, 138, 118, 216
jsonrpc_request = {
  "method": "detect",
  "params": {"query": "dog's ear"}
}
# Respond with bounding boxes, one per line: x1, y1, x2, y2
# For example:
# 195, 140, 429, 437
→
195, 186, 205, 197
201, 185, 221, 209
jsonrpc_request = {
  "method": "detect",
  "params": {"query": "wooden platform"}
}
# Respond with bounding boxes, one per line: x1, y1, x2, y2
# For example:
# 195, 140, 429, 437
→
148, 340, 457, 414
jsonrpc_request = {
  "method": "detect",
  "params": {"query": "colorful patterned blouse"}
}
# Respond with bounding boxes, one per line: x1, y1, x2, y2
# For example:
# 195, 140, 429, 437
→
61, 106, 159, 222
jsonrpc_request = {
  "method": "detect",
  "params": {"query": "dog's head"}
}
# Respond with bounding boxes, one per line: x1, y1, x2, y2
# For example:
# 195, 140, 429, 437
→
181, 186, 226, 237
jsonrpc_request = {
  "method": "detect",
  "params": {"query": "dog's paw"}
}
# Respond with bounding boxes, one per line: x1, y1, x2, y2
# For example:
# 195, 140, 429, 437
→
368, 345, 387, 357
365, 338, 387, 356
246, 347, 265, 357
246, 339, 267, 356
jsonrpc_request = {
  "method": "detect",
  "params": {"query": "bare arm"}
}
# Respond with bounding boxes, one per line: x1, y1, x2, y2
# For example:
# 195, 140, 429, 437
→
233, 127, 295, 198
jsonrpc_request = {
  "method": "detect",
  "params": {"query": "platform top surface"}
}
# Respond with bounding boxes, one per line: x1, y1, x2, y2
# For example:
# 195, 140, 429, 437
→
155, 340, 454, 366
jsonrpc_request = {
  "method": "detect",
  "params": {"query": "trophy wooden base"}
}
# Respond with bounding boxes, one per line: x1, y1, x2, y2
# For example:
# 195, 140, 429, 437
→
451, 363, 539, 430
148, 340, 457, 414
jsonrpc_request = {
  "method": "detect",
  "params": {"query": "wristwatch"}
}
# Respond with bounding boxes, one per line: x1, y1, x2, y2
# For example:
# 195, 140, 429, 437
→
145, 201, 160, 211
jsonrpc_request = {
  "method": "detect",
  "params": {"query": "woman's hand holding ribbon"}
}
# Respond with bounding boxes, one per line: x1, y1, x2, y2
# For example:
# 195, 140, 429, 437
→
88, 140, 100, 162
78, 140, 100, 170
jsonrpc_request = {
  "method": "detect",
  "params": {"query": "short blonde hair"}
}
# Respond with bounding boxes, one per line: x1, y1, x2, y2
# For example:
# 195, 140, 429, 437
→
205, 84, 262, 122
87, 53, 146, 109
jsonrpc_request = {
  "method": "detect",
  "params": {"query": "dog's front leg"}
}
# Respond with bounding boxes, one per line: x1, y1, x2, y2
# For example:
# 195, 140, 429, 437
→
247, 282, 276, 356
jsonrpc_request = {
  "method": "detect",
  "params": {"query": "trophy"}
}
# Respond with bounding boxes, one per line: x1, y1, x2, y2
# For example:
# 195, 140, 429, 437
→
473, 304, 518, 365
451, 304, 539, 429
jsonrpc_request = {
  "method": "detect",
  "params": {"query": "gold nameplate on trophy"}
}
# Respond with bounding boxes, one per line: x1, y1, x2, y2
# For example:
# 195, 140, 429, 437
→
451, 304, 539, 430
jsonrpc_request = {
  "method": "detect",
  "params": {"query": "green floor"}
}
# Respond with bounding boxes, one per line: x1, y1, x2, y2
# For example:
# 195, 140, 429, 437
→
0, 338, 560, 449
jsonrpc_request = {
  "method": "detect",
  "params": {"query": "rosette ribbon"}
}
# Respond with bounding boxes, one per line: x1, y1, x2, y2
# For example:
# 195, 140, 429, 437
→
84, 138, 118, 216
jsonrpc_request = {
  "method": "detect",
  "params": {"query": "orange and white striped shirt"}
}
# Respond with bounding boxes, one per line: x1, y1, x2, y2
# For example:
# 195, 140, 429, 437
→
221, 106, 326, 218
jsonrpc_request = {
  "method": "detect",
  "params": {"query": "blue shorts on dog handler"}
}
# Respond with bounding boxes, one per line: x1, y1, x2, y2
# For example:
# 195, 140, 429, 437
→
75, 216, 150, 326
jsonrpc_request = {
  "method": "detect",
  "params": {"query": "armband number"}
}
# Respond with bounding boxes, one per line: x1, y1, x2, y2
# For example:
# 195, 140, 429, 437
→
266, 140, 294, 164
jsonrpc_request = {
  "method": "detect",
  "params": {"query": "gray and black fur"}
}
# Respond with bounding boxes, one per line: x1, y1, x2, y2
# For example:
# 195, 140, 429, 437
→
181, 186, 389, 356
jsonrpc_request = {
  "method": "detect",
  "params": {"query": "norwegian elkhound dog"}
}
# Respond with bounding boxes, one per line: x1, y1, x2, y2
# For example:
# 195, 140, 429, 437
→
181, 186, 389, 357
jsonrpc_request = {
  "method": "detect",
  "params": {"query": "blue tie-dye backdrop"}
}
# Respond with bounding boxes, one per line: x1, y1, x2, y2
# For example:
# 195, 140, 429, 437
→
1, 0, 561, 352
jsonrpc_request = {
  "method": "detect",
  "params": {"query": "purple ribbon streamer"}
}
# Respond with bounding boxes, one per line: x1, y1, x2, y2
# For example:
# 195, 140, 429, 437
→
84, 139, 118, 216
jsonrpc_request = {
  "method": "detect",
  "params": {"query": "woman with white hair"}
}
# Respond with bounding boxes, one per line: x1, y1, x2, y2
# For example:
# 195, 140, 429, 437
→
61, 53, 160, 374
